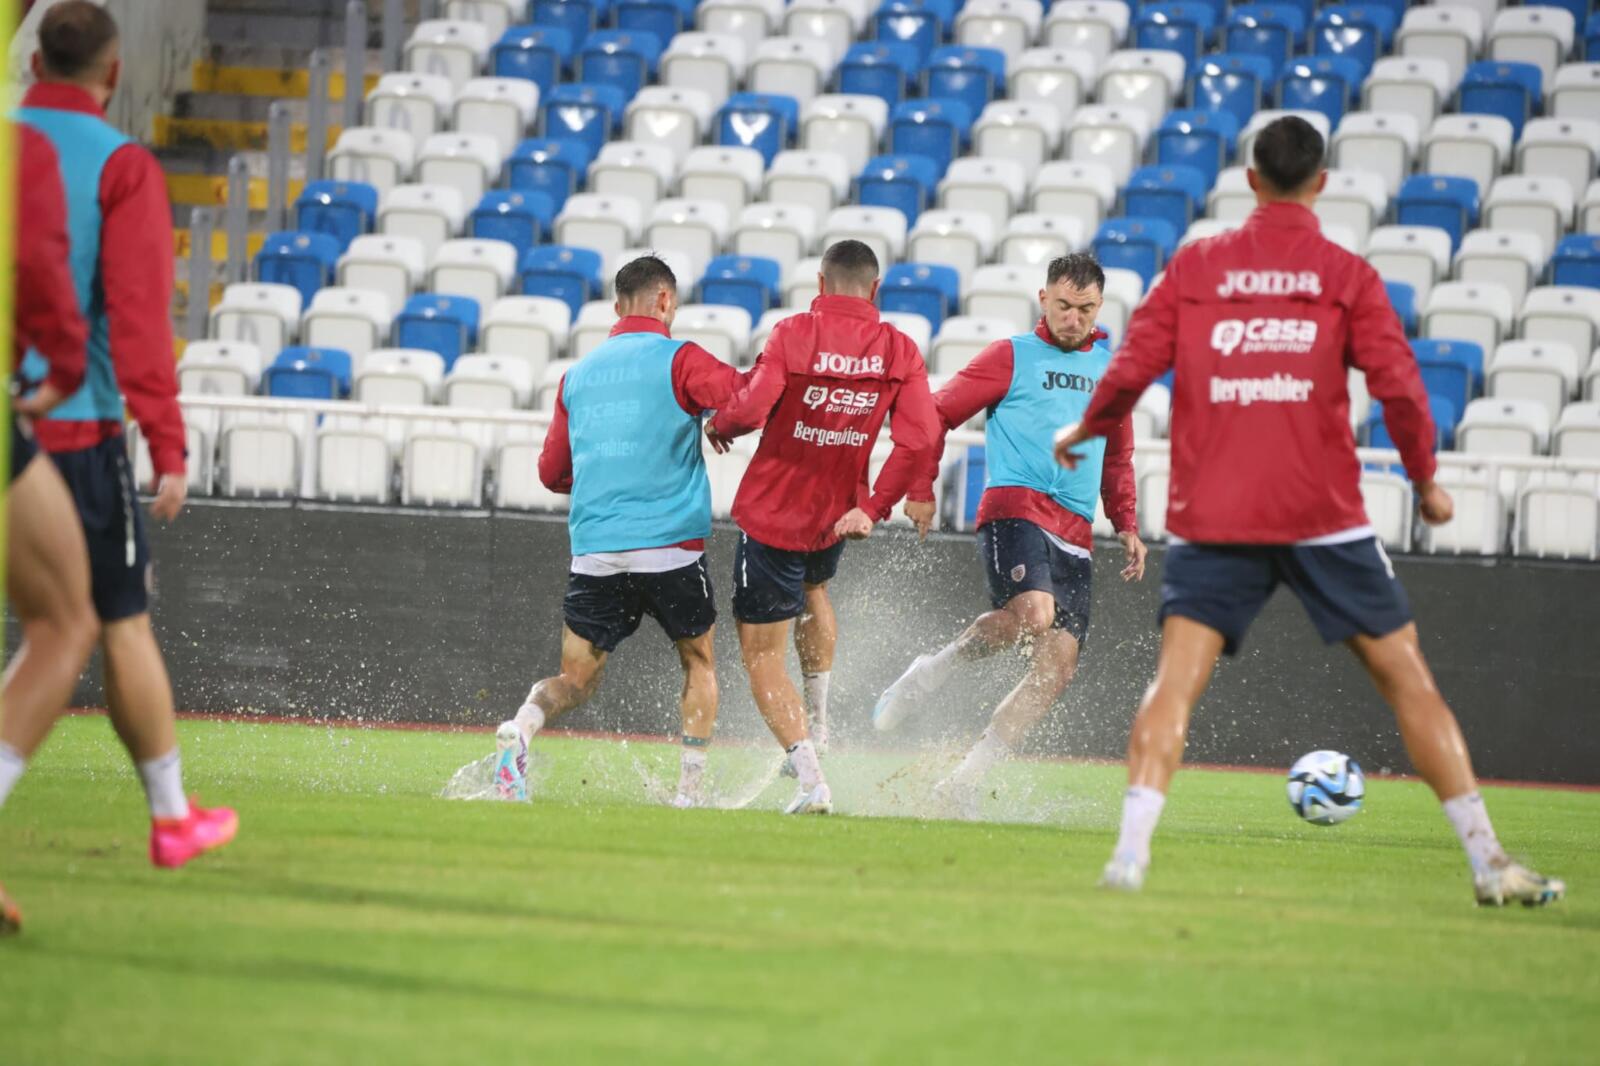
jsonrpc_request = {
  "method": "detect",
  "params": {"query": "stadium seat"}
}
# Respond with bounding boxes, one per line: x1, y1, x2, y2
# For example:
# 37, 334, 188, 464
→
675, 303, 754, 364
616, 0, 696, 47
576, 29, 662, 99
1484, 176, 1575, 260
1589, 12, 1600, 60
1422, 281, 1515, 356
533, 0, 600, 46
972, 101, 1062, 173
1490, 340, 1581, 421
1043, 0, 1130, 56
506, 138, 590, 211
763, 149, 853, 220
338, 234, 427, 318
445, 354, 536, 409
1584, 180, 1600, 234
1178, 218, 1236, 247
1367, 226, 1455, 307
938, 157, 1029, 233
1385, 281, 1418, 336
1423, 114, 1514, 198
394, 294, 481, 368
453, 77, 541, 159
963, 264, 1038, 331
220, 414, 301, 499
1093, 217, 1177, 287
380, 184, 467, 261
696, 0, 785, 49
782, 0, 858, 68
178, 340, 264, 397
1552, 235, 1600, 291
254, 231, 339, 309
1066, 105, 1151, 186
926, 46, 1007, 120
733, 203, 819, 271
718, 92, 801, 165
1520, 287, 1600, 370
405, 19, 491, 91
854, 154, 938, 226
747, 37, 836, 106
491, 25, 573, 96
1032, 159, 1119, 234
1455, 229, 1547, 310
1459, 61, 1543, 140
263, 346, 354, 400
587, 140, 677, 208
661, 32, 747, 107
565, 301, 617, 360
889, 98, 973, 175
1205, 166, 1255, 222
1189, 53, 1274, 133
518, 246, 604, 321
453, 1, 527, 42
417, 133, 502, 207
1314, 169, 1388, 247
784, 256, 826, 307
1155, 110, 1238, 190
554, 192, 644, 262
699, 255, 782, 322
1224, 5, 1305, 68
1397, 5, 1484, 88
880, 262, 961, 332
1276, 57, 1363, 128
540, 83, 628, 162
302, 287, 391, 363
998, 213, 1086, 267
1357, 469, 1414, 549
469, 190, 554, 260
1123, 164, 1208, 234
1362, 56, 1454, 133
956, 0, 1043, 62
314, 414, 396, 504
294, 181, 379, 251
678, 145, 765, 211
821, 205, 909, 267
1136, 2, 1216, 67
1331, 112, 1418, 198
931, 314, 1014, 374
907, 209, 997, 280
498, 427, 572, 511
430, 239, 519, 311
1413, 337, 1486, 399
1554, 401, 1600, 458
329, 127, 415, 198
1099, 267, 1145, 340
647, 198, 733, 279
1396, 175, 1480, 253
1516, 473, 1600, 560
1010, 48, 1096, 121
874, 0, 945, 66
1550, 62, 1600, 119
1488, 6, 1575, 85
802, 94, 890, 176
1096, 50, 1186, 124
838, 41, 923, 106
1311, 5, 1396, 78
480, 295, 571, 376
1458, 396, 1552, 456
402, 424, 483, 508
1517, 118, 1600, 206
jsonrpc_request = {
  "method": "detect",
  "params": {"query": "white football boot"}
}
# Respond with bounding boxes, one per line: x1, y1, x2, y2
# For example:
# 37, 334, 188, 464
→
1474, 860, 1565, 907
783, 782, 834, 815
493, 721, 528, 802
872, 654, 939, 732
1099, 857, 1147, 892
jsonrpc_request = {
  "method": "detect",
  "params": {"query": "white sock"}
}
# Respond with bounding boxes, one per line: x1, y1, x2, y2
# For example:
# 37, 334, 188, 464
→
0, 742, 26, 808
514, 702, 547, 746
919, 640, 962, 691
137, 749, 190, 821
801, 671, 831, 731
786, 739, 824, 792
1442, 792, 1507, 875
678, 745, 708, 798
950, 728, 1009, 786
1112, 786, 1167, 868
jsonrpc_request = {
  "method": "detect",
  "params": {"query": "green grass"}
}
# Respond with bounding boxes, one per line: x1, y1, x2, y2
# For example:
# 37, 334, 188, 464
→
2, 716, 1596, 1066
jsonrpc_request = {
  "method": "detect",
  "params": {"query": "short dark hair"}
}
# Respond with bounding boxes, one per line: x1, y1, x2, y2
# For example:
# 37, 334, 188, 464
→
1251, 115, 1326, 194
1046, 253, 1105, 293
614, 254, 677, 304
820, 239, 880, 292
38, 0, 119, 80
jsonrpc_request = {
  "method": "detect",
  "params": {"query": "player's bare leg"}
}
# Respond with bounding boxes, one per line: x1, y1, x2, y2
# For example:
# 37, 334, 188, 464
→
739, 619, 831, 814
498, 628, 607, 799
1349, 625, 1563, 906
1101, 616, 1225, 890
794, 582, 836, 751
671, 629, 718, 808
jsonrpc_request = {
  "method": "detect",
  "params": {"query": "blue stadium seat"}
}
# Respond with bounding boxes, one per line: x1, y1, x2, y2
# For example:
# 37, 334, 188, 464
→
1155, 110, 1239, 189
716, 93, 800, 165
1385, 280, 1417, 336
1366, 397, 1456, 451
1277, 57, 1363, 128
838, 41, 924, 107
1411, 338, 1485, 398
491, 26, 575, 96
881, 262, 961, 332
1396, 175, 1480, 254
470, 190, 556, 259
699, 255, 782, 322
1135, 2, 1218, 66
1340, 0, 1406, 28
1310, 5, 1396, 77
1551, 235, 1600, 291
1190, 53, 1275, 129
1224, 5, 1306, 67
518, 244, 604, 319
858, 154, 942, 224
926, 46, 1007, 119
1092, 217, 1178, 288
1124, 164, 1209, 232
874, 0, 946, 66
263, 346, 353, 400
540, 83, 627, 162
532, 0, 600, 45
1412, 351, 1476, 415
506, 138, 592, 211
294, 181, 378, 250
615, 0, 695, 47
253, 231, 340, 308
576, 30, 661, 99
394, 294, 481, 368
1459, 61, 1542, 140
889, 98, 973, 175
1587, 13, 1600, 60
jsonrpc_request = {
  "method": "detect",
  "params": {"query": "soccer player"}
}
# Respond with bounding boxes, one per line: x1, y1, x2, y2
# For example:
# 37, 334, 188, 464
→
496, 255, 744, 809
872, 254, 1147, 815
1055, 116, 1564, 905
12, 2, 237, 869
706, 239, 941, 814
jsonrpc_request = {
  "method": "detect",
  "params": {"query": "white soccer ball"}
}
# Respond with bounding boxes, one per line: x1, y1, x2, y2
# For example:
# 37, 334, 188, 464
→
1286, 750, 1365, 826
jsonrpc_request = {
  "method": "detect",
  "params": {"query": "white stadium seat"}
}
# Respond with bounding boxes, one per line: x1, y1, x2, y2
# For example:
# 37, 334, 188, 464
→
1360, 471, 1414, 550
1454, 229, 1546, 310
674, 304, 754, 365
221, 408, 304, 499
569, 301, 618, 361
1489, 340, 1581, 420
647, 198, 732, 281
1044, 0, 1129, 56
210, 282, 301, 352
302, 287, 391, 364
1011, 47, 1098, 122
964, 264, 1038, 332
1137, 459, 1169, 540
1096, 49, 1185, 124
677, 146, 765, 211
416, 132, 502, 206
763, 149, 853, 220
624, 86, 715, 162
480, 296, 570, 374
1032, 160, 1118, 234
1586, 345, 1600, 400
316, 415, 395, 503
1396, 6, 1484, 88
1367, 225, 1454, 305
555, 193, 645, 264
1347, 368, 1371, 428
537, 358, 576, 410
786, 255, 825, 309
1483, 176, 1575, 260
802, 94, 889, 175
1099, 267, 1145, 341
1488, 6, 1575, 85
972, 101, 1063, 173
697, 0, 784, 48
404, 19, 490, 90
446, 354, 536, 410
733, 203, 819, 272
1422, 281, 1515, 356
661, 32, 748, 107
1363, 56, 1454, 133
329, 127, 416, 196
429, 238, 518, 310
785, 0, 858, 64
1519, 288, 1600, 370
1457, 396, 1552, 457
132, 419, 212, 495
956, 0, 1045, 62
752, 306, 803, 359
1516, 118, 1600, 203
1179, 218, 1237, 247
1550, 63, 1600, 120
1314, 170, 1388, 248
1517, 471, 1600, 560
748, 36, 837, 106
706, 435, 758, 518
339, 234, 427, 316
999, 214, 1086, 268
1423, 114, 1514, 197
881, 310, 933, 356
1584, 180, 1600, 235
497, 424, 571, 512
821, 206, 907, 268
1554, 402, 1600, 459
938, 157, 1029, 234
378, 184, 464, 261
908, 209, 997, 281
931, 315, 1016, 375
1421, 463, 1507, 555
403, 424, 483, 507
588, 140, 679, 209
1332, 112, 1420, 199
1135, 382, 1170, 438
179, 340, 263, 397
604, 247, 695, 299
452, 77, 540, 158
444, 0, 527, 40
1065, 104, 1150, 186
356, 348, 446, 406
1207, 166, 1256, 224
366, 72, 454, 139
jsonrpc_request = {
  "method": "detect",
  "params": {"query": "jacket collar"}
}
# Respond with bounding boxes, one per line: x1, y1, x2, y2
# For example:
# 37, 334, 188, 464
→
811, 293, 880, 321
1034, 320, 1109, 352
1244, 201, 1321, 231
609, 315, 671, 338
21, 82, 105, 116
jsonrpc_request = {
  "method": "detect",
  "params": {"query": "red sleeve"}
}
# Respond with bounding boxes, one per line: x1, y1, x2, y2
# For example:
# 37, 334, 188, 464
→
14, 125, 87, 393
906, 338, 1015, 502
538, 375, 573, 493
1099, 414, 1138, 533
1346, 264, 1438, 484
710, 332, 791, 438
100, 144, 185, 476
671, 342, 744, 415
1081, 260, 1181, 440
866, 347, 942, 521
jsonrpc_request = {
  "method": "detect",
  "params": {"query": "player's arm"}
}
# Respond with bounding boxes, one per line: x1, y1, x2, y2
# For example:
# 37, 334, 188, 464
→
1100, 414, 1147, 581
854, 355, 941, 539
708, 327, 793, 440
538, 374, 574, 493
13, 125, 88, 413
672, 342, 744, 415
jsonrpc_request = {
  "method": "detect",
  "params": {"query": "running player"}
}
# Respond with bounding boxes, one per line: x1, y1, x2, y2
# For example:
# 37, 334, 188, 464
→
14, 2, 237, 869
1055, 115, 1563, 905
706, 239, 941, 814
496, 255, 744, 808
872, 254, 1146, 815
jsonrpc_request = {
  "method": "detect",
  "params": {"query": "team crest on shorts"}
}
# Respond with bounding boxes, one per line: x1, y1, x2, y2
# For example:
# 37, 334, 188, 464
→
1011, 564, 1027, 582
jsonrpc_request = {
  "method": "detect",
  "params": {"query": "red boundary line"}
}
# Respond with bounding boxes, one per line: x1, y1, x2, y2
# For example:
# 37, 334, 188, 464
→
62, 707, 1600, 794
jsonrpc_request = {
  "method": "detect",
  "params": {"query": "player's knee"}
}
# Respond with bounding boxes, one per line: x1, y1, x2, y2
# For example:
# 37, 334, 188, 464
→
1009, 599, 1055, 636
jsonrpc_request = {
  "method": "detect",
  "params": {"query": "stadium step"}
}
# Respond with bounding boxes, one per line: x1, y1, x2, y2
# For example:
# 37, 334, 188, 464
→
154, 113, 342, 155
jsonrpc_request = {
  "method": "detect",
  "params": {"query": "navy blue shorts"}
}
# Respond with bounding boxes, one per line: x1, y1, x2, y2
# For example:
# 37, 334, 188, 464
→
563, 556, 716, 653
49, 437, 151, 622
9, 416, 38, 483
1160, 538, 1413, 656
731, 531, 846, 625
977, 518, 1093, 642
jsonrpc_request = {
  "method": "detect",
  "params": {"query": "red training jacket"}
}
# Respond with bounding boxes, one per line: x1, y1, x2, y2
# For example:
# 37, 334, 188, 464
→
710, 294, 941, 552
13, 123, 87, 394
1079, 202, 1437, 544
910, 320, 1137, 552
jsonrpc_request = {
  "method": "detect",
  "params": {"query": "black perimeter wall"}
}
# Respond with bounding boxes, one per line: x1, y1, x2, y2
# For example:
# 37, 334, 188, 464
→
33, 501, 1600, 784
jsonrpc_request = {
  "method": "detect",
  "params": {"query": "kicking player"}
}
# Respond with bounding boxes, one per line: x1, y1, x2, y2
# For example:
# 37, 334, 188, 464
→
1056, 116, 1563, 905
12, 2, 237, 869
872, 254, 1146, 815
706, 239, 941, 814
497, 255, 744, 808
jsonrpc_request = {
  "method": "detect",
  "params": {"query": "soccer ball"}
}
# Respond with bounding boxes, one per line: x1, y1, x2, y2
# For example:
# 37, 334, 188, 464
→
1286, 750, 1365, 826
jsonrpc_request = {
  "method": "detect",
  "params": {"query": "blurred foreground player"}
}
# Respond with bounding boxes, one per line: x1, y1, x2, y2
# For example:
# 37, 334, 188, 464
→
873, 254, 1147, 815
12, 2, 236, 868
497, 255, 743, 808
1056, 116, 1563, 906
707, 239, 941, 814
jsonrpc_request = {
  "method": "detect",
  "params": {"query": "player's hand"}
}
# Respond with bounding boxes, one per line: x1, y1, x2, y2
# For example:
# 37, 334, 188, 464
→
1054, 422, 1088, 470
149, 474, 187, 523
704, 421, 733, 455
903, 499, 936, 541
1118, 531, 1148, 582
12, 382, 67, 418
834, 507, 875, 540
1417, 480, 1454, 526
